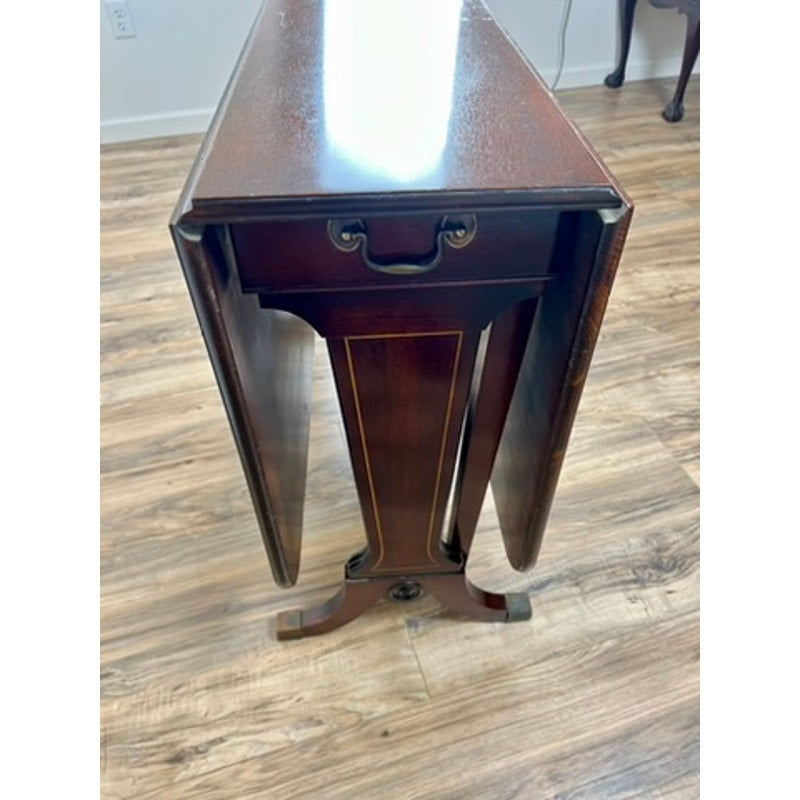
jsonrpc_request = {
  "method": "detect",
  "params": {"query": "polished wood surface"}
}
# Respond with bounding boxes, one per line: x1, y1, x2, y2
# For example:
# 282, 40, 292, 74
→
176, 0, 619, 222
229, 209, 561, 292
449, 297, 538, 557
171, 225, 315, 586
327, 331, 475, 575
492, 207, 631, 570
171, 0, 632, 635
101, 76, 698, 797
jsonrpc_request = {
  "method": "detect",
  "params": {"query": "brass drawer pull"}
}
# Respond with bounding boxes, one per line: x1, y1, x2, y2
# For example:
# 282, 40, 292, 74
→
327, 214, 477, 276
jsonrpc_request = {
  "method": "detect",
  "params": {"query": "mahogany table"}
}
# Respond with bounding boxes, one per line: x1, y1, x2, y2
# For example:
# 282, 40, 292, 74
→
170, 0, 632, 639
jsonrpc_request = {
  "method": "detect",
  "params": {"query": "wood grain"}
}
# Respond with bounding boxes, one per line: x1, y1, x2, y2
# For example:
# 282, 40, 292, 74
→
101, 77, 699, 799
180, 0, 615, 219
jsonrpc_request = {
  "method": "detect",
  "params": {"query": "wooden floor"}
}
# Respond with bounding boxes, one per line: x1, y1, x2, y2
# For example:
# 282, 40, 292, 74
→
100, 78, 699, 799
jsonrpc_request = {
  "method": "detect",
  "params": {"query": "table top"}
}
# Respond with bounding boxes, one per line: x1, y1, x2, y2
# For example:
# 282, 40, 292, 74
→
175, 0, 625, 223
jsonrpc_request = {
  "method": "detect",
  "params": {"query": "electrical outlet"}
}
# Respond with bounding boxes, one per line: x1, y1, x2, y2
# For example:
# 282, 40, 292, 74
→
104, 0, 136, 39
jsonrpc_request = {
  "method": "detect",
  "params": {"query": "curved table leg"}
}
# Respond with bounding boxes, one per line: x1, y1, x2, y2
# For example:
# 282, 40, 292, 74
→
276, 570, 531, 639
605, 0, 638, 88
421, 573, 532, 623
662, 11, 699, 122
276, 579, 387, 640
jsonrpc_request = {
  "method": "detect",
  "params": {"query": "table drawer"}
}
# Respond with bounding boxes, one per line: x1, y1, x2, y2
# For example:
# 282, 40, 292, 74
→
231, 209, 561, 293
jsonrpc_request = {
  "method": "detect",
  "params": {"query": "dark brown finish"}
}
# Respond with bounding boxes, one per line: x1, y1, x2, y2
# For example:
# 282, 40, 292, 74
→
276, 570, 531, 640
491, 207, 632, 570
170, 0, 632, 637
230, 210, 561, 293
605, 0, 700, 122
327, 331, 476, 576
448, 297, 538, 557
175, 0, 619, 222
170, 224, 315, 587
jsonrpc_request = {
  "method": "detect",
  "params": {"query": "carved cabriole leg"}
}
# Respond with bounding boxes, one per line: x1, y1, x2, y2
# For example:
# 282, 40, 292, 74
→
662, 10, 699, 122
605, 0, 638, 88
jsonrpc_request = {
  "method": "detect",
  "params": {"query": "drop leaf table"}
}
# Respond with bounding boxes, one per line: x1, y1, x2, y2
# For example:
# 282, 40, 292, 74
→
171, 0, 632, 639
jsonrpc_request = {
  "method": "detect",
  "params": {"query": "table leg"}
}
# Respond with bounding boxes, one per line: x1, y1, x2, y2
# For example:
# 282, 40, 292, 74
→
326, 331, 478, 577
276, 577, 388, 640
273, 316, 537, 638
448, 298, 538, 557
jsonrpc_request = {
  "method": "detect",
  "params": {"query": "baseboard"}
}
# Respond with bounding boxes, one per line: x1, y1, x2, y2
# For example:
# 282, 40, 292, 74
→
543, 57, 699, 91
100, 107, 216, 145
99, 59, 698, 144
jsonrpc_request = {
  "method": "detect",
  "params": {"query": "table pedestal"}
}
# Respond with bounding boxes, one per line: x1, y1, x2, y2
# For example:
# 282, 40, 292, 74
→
277, 567, 531, 640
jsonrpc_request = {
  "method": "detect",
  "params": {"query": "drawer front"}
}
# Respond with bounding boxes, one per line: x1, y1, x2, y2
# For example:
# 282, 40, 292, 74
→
231, 209, 561, 293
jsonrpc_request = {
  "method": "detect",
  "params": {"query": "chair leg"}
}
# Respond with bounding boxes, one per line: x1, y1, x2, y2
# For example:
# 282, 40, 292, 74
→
605, 0, 639, 88
663, 11, 700, 122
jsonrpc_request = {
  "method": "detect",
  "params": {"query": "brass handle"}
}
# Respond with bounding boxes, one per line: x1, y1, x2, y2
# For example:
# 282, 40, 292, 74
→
327, 214, 477, 276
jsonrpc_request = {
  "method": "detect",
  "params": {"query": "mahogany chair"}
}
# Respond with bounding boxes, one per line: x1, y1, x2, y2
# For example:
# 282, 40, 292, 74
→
605, 0, 700, 122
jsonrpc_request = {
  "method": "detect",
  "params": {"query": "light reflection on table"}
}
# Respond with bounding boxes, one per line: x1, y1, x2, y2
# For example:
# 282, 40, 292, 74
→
322, 0, 463, 188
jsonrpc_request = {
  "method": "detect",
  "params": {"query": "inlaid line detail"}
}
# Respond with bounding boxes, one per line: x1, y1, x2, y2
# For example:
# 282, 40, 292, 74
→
344, 330, 464, 571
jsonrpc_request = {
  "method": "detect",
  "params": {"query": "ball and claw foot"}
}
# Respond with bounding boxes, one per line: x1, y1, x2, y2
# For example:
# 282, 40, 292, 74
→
662, 99, 685, 123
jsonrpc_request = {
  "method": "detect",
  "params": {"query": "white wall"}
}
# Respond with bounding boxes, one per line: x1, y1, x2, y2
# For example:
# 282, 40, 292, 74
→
100, 0, 262, 142
100, 0, 699, 144
485, 0, 699, 89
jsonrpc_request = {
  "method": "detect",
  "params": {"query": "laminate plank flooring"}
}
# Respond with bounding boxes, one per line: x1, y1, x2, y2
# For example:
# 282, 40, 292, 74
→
100, 77, 700, 799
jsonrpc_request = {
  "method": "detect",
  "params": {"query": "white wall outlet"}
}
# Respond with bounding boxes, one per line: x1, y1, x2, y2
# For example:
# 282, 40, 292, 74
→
104, 0, 136, 39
